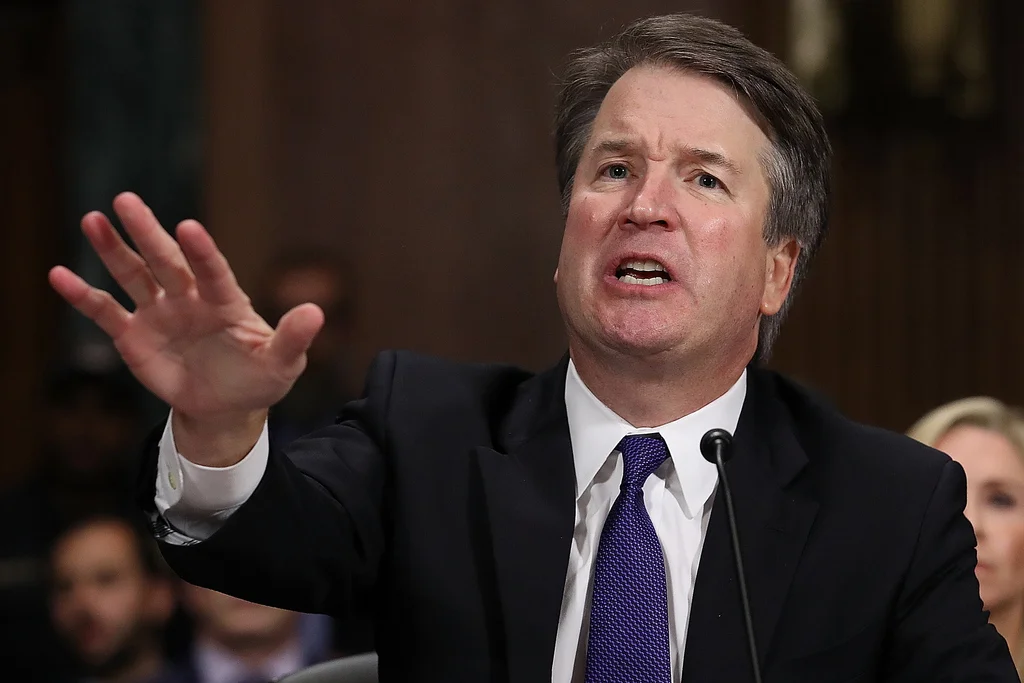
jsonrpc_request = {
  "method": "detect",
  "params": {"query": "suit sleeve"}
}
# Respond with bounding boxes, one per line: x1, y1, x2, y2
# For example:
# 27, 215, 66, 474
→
136, 350, 399, 618
883, 458, 1020, 682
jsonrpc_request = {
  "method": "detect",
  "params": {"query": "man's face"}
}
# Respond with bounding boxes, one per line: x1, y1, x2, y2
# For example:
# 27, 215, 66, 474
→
555, 66, 797, 368
51, 522, 169, 671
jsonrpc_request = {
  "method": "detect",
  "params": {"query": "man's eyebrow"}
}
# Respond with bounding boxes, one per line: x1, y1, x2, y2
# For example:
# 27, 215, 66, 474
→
590, 138, 743, 176
676, 145, 743, 176
590, 138, 639, 156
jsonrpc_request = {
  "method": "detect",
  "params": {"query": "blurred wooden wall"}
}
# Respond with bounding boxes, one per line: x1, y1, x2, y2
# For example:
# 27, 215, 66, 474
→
1, 2, 62, 483
763, 0, 1024, 429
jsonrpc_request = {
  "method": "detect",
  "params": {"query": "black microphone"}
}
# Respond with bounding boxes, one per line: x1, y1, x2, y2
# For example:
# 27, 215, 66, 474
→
700, 428, 762, 683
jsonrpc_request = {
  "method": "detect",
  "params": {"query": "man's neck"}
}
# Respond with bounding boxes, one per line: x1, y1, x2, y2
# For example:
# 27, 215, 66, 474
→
569, 344, 749, 427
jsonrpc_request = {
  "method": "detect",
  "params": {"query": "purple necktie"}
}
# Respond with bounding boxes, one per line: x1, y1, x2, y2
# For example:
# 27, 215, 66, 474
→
585, 433, 672, 683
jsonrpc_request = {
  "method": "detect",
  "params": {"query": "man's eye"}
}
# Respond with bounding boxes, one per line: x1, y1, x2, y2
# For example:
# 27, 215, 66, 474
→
697, 173, 720, 189
603, 164, 630, 180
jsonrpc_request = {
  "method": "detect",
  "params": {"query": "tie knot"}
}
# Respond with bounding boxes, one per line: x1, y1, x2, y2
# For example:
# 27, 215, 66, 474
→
616, 433, 669, 491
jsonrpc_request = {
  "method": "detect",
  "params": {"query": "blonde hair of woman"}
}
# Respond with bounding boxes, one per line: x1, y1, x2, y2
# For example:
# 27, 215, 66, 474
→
908, 397, 1024, 673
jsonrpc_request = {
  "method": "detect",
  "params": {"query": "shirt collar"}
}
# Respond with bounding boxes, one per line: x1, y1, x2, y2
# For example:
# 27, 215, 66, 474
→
564, 359, 747, 516
194, 637, 305, 683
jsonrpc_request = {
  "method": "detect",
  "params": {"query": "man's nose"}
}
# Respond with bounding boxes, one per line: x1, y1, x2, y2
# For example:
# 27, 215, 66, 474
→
623, 169, 675, 231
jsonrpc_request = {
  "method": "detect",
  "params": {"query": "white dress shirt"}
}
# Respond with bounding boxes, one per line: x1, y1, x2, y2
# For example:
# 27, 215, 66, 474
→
155, 417, 271, 544
154, 361, 746, 681
553, 362, 745, 681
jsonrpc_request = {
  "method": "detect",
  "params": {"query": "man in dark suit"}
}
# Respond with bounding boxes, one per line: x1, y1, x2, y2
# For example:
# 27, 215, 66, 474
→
49, 12, 1019, 683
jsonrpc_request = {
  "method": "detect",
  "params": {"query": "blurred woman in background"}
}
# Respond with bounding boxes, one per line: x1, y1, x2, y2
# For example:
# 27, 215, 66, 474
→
908, 397, 1024, 673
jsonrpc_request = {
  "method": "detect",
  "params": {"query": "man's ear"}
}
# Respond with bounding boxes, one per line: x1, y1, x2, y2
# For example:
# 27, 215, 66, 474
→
761, 239, 800, 316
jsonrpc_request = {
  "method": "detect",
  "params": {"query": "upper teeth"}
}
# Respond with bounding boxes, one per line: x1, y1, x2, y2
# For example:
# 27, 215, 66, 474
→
622, 259, 666, 272
617, 259, 669, 286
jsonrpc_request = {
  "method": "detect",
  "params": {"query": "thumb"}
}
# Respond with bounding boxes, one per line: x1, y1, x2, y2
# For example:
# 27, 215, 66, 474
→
266, 303, 325, 371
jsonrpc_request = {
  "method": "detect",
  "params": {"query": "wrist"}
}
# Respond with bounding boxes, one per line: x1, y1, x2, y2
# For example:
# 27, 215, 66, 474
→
171, 408, 268, 468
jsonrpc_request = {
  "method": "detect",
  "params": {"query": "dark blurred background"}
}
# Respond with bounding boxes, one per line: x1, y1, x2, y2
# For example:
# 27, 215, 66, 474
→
5, 0, 1024, 481
0, 0, 1022, 678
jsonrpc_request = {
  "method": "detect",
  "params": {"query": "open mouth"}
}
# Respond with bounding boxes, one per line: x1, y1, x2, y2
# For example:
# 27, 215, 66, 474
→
615, 258, 671, 286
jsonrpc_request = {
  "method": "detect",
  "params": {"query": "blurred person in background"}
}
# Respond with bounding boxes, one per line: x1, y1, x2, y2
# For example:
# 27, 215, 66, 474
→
0, 367, 146, 680
908, 397, 1024, 674
50, 515, 177, 683
257, 248, 356, 450
169, 584, 329, 683
11, 365, 143, 525
254, 248, 371, 658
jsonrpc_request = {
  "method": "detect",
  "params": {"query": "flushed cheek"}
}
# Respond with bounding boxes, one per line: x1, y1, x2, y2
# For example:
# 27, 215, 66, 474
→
567, 193, 621, 235
692, 214, 762, 259
562, 208, 615, 273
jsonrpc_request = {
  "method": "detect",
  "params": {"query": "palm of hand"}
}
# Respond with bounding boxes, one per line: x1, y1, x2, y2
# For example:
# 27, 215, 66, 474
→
120, 293, 293, 416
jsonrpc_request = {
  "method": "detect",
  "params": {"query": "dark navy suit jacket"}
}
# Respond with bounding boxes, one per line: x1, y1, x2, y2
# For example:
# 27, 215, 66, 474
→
139, 351, 1019, 682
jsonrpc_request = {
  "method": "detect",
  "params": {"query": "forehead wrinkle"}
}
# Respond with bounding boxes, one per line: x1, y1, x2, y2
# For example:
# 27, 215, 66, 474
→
589, 133, 744, 176
587, 131, 675, 160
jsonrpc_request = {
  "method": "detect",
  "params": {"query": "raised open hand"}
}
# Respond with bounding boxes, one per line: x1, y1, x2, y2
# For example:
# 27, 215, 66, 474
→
49, 193, 324, 457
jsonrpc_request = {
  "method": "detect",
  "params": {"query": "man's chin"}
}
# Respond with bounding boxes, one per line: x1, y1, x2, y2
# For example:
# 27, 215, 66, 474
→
594, 329, 682, 361
75, 633, 144, 678
565, 309, 691, 364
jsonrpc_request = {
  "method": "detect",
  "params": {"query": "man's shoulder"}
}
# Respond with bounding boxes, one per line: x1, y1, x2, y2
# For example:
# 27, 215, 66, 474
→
374, 349, 536, 383
353, 349, 561, 435
366, 349, 546, 405
754, 367, 952, 484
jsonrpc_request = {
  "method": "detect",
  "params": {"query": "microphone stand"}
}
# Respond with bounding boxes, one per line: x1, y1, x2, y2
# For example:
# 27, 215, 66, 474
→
700, 428, 762, 683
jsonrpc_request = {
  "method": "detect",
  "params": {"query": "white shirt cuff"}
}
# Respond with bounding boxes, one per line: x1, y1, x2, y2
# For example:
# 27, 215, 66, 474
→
153, 411, 269, 543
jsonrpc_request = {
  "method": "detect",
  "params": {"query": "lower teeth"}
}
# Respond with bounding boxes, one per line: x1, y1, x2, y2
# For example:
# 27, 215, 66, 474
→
619, 274, 666, 286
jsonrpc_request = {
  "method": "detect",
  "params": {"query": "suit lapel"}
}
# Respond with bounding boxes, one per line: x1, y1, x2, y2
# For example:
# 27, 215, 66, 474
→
683, 369, 819, 682
475, 357, 576, 683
